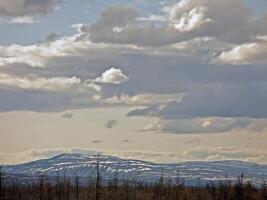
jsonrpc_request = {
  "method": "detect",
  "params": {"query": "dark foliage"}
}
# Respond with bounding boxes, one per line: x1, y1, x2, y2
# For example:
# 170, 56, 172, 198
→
0, 165, 266, 200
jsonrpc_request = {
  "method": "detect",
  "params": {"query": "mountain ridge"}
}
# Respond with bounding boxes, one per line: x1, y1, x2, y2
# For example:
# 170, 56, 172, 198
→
2, 153, 267, 186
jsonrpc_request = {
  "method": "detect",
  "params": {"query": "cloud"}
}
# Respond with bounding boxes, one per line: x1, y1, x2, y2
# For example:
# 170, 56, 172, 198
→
158, 83, 267, 119
46, 32, 59, 42
0, 72, 102, 112
104, 119, 118, 129
0, 148, 99, 165
94, 67, 129, 85
0, 73, 81, 91
136, 118, 162, 132
215, 37, 267, 65
106, 93, 183, 106
92, 140, 102, 144
61, 112, 74, 119
82, 5, 179, 47
7, 16, 36, 24
183, 146, 267, 164
185, 137, 201, 144
171, 6, 211, 32
0, 0, 60, 18
0, 36, 89, 67
81, 1, 253, 47
167, 0, 251, 35
246, 119, 267, 133
2, 146, 267, 165
127, 105, 162, 118
161, 118, 252, 134
136, 117, 252, 134
0, 3, 266, 117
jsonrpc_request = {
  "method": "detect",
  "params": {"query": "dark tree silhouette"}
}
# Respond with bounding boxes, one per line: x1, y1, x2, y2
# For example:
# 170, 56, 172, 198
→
95, 155, 101, 200
235, 173, 245, 200
0, 166, 3, 200
75, 176, 80, 200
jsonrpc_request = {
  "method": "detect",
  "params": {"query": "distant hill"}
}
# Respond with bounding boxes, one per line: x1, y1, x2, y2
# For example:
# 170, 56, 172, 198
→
2, 153, 267, 186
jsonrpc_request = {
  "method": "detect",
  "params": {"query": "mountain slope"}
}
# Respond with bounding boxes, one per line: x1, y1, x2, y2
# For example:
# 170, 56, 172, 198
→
3, 153, 267, 186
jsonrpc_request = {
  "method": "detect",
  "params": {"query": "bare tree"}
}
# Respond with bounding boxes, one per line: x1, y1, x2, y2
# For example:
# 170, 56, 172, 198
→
235, 173, 245, 200
113, 169, 119, 200
37, 173, 46, 200
56, 171, 62, 200
95, 154, 101, 200
0, 166, 3, 200
218, 177, 232, 200
174, 169, 185, 200
153, 168, 165, 200
261, 179, 267, 200
132, 171, 139, 200
207, 181, 217, 200
75, 176, 80, 200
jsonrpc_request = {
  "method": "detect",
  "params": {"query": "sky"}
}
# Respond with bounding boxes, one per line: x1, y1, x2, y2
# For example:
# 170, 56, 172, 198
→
1, 0, 267, 165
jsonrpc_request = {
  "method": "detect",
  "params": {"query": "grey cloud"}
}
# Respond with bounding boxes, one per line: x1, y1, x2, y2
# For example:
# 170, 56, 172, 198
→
127, 105, 161, 117
92, 140, 102, 144
0, 148, 100, 165
162, 118, 252, 134
81, 0, 256, 47
136, 117, 252, 134
246, 119, 267, 133
84, 5, 185, 47
0, 0, 60, 17
61, 112, 74, 119
46, 33, 59, 42
127, 82, 267, 119
185, 137, 201, 144
183, 146, 267, 164
0, 4, 267, 117
2, 36, 267, 115
104, 119, 118, 129
0, 87, 99, 112
160, 82, 267, 119
1, 146, 267, 165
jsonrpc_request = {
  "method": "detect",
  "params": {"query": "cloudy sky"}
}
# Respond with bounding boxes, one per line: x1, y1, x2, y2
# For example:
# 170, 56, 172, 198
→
1, 0, 267, 165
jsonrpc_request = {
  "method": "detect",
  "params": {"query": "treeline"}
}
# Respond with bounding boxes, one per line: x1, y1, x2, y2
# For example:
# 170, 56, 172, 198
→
1, 167, 267, 200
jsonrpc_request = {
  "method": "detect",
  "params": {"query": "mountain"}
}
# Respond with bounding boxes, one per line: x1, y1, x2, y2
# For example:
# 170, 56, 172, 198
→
2, 153, 267, 186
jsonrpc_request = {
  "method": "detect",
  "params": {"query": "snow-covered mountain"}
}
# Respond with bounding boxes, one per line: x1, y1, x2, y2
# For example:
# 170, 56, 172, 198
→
3, 153, 267, 186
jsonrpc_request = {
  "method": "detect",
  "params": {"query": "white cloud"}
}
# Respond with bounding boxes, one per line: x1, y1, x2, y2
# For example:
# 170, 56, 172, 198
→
137, 14, 167, 22
94, 67, 129, 85
173, 7, 211, 32
0, 35, 90, 67
7, 16, 36, 23
0, 73, 82, 91
106, 93, 183, 106
136, 118, 163, 132
215, 38, 267, 65
167, 0, 251, 34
